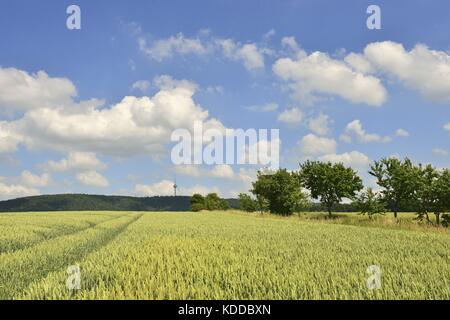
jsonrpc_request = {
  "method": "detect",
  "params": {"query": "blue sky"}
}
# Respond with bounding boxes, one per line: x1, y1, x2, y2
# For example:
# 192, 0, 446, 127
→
0, 0, 449, 199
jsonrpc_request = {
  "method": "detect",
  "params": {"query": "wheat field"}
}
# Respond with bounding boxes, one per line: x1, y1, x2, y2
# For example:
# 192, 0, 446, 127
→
0, 211, 449, 300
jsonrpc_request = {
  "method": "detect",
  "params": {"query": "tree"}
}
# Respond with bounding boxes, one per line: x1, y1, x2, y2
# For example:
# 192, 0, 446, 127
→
251, 169, 306, 216
204, 193, 229, 211
238, 193, 258, 212
354, 188, 385, 219
414, 164, 438, 223
250, 172, 271, 214
191, 193, 229, 211
433, 169, 450, 226
369, 157, 418, 219
190, 194, 205, 212
299, 161, 363, 217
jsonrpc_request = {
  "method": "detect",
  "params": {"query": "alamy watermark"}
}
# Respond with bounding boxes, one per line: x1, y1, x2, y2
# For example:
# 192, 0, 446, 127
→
366, 265, 382, 290
66, 265, 81, 290
171, 121, 280, 170
66, 5, 81, 30
367, 5, 381, 30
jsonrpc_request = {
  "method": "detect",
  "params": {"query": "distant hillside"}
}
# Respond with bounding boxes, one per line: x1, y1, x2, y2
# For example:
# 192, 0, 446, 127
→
0, 194, 240, 212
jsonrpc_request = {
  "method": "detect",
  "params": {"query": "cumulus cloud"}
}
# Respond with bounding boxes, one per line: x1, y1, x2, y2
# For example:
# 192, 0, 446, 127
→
344, 53, 374, 74
76, 171, 109, 188
1, 70, 224, 157
273, 49, 387, 106
307, 113, 331, 136
0, 67, 76, 113
0, 180, 40, 200
363, 41, 450, 102
278, 107, 303, 124
134, 27, 268, 71
0, 121, 20, 153
395, 128, 410, 137
138, 33, 209, 61
318, 151, 370, 169
275, 39, 450, 106
341, 120, 391, 143
131, 80, 151, 93
42, 152, 107, 172
133, 179, 222, 197
20, 171, 51, 187
281, 36, 303, 55
216, 39, 266, 70
175, 165, 254, 184
298, 134, 337, 157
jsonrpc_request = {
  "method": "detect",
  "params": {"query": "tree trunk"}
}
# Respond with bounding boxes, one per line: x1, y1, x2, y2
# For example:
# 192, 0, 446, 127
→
435, 213, 440, 226
393, 202, 398, 219
327, 204, 332, 218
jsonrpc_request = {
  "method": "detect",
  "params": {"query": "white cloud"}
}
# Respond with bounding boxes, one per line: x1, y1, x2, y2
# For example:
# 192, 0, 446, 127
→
263, 29, 276, 41
76, 171, 109, 188
209, 164, 235, 179
217, 39, 265, 70
134, 180, 174, 196
133, 179, 221, 197
0, 68, 76, 113
20, 170, 51, 187
278, 107, 303, 124
205, 85, 224, 95
444, 123, 450, 131
341, 120, 391, 143
299, 134, 337, 157
344, 53, 374, 74
432, 148, 448, 156
363, 41, 450, 102
42, 152, 107, 172
136, 29, 267, 71
238, 43, 265, 70
273, 51, 387, 106
318, 151, 370, 169
131, 80, 151, 93
175, 165, 254, 183
395, 128, 410, 137
1, 70, 224, 157
308, 113, 331, 136
281, 36, 302, 55
0, 121, 20, 153
138, 33, 209, 61
247, 102, 278, 112
0, 181, 40, 200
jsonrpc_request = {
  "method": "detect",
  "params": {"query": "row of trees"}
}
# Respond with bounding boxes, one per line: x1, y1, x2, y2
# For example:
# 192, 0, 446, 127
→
190, 193, 229, 211
239, 158, 450, 227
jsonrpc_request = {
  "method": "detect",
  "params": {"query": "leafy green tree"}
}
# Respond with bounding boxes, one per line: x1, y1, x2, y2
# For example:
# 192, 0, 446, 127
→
251, 169, 306, 216
299, 161, 363, 217
369, 157, 419, 219
414, 164, 438, 223
238, 193, 258, 212
354, 188, 385, 219
204, 193, 229, 211
190, 194, 205, 212
250, 172, 271, 214
433, 169, 450, 226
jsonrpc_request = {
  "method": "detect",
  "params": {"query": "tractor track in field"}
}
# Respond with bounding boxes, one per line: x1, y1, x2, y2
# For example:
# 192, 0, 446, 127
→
0, 213, 144, 300
0, 213, 128, 256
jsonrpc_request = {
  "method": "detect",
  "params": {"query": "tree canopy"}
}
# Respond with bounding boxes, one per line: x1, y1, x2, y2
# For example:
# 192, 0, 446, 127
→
299, 160, 363, 216
251, 169, 307, 216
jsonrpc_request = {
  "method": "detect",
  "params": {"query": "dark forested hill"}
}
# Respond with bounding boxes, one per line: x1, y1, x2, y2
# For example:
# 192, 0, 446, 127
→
0, 194, 240, 212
